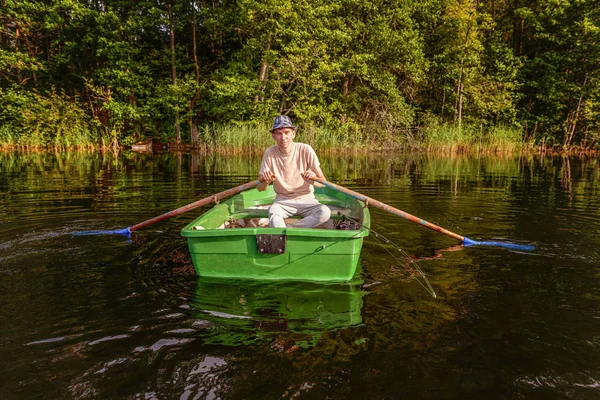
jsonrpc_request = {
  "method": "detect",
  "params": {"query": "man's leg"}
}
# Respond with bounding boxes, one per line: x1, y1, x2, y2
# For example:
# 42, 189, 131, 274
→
268, 201, 297, 228
289, 199, 331, 228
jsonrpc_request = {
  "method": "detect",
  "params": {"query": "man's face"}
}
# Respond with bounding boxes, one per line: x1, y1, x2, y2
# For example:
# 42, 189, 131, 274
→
272, 127, 296, 152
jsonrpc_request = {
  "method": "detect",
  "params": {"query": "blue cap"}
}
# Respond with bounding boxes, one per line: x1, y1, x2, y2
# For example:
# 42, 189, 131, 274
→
270, 115, 296, 132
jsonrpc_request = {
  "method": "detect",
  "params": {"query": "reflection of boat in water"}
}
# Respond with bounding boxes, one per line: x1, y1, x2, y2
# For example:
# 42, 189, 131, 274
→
190, 278, 365, 347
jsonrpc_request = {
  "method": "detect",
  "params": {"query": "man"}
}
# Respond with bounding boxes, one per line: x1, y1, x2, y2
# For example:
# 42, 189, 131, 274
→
258, 115, 331, 228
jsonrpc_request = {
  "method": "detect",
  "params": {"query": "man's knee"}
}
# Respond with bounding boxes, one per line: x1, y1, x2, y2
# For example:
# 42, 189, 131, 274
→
268, 203, 285, 217
268, 209, 285, 228
268, 203, 291, 228
317, 205, 331, 223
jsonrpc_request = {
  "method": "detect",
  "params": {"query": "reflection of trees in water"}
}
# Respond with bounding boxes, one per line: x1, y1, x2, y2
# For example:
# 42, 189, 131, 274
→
3, 151, 598, 198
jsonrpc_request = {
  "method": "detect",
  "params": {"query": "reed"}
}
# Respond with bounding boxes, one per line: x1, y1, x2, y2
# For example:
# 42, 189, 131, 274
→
0, 125, 19, 148
194, 123, 271, 153
423, 123, 524, 154
1, 108, 527, 153
195, 121, 373, 151
485, 125, 524, 153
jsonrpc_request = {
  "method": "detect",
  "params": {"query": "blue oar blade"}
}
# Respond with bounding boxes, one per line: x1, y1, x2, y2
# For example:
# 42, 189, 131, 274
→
72, 227, 131, 237
463, 237, 535, 251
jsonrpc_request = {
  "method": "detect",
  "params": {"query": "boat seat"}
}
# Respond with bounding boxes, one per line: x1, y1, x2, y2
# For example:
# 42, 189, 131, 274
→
231, 205, 353, 220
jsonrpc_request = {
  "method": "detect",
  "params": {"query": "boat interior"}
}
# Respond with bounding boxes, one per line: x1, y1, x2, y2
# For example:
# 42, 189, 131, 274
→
218, 203, 363, 230
191, 188, 367, 231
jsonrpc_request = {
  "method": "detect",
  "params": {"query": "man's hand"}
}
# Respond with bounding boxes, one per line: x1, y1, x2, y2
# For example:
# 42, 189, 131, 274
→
301, 169, 317, 182
257, 171, 275, 191
259, 171, 276, 184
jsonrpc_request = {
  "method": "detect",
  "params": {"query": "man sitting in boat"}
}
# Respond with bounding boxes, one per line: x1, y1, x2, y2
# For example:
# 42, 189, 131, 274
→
257, 115, 331, 228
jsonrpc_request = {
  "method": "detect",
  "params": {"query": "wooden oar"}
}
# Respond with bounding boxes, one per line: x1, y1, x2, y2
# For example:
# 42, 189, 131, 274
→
73, 179, 264, 237
314, 178, 534, 251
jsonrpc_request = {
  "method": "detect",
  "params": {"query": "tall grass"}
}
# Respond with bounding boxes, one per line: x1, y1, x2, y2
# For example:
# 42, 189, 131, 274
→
0, 125, 19, 148
188, 121, 525, 154
485, 125, 524, 153
194, 121, 374, 153
194, 123, 271, 153
0, 89, 100, 150
422, 123, 524, 154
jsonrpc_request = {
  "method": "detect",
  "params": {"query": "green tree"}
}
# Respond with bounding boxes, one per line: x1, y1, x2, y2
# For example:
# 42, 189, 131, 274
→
512, 0, 600, 146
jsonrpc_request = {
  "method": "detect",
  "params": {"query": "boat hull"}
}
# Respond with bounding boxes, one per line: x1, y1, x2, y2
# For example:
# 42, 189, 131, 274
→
181, 186, 370, 282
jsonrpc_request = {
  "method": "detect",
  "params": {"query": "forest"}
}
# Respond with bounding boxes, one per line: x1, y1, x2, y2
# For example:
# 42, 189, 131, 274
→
0, 0, 598, 151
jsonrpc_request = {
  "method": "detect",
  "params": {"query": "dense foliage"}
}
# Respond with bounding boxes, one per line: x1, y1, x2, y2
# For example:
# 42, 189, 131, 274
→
1, 0, 598, 149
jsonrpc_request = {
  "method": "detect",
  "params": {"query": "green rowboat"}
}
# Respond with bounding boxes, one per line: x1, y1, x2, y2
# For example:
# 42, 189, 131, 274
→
180, 186, 370, 282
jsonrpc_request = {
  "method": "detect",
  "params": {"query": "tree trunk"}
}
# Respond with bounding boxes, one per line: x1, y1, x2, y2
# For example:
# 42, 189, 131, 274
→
169, 2, 181, 144
441, 87, 446, 119
1, 0, 6, 50
254, 34, 271, 104
455, 22, 473, 128
582, 126, 588, 150
455, 60, 464, 127
343, 76, 349, 97
565, 74, 588, 147
23, 33, 38, 87
15, 27, 23, 84
192, 3, 200, 84
457, 80, 464, 128
519, 18, 524, 55
190, 1, 200, 147
85, 83, 96, 120
190, 124, 199, 148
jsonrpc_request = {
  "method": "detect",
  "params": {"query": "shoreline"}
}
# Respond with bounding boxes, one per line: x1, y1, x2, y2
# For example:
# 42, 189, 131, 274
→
0, 143, 597, 156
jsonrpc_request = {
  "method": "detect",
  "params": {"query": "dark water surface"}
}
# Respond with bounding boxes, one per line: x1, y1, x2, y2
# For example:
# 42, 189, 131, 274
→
1, 151, 599, 399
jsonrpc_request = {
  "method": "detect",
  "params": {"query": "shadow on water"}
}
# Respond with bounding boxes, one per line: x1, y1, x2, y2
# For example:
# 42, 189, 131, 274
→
1, 150, 600, 399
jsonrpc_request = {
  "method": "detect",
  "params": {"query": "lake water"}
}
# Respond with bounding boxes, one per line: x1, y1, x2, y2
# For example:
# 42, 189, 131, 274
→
1, 150, 599, 399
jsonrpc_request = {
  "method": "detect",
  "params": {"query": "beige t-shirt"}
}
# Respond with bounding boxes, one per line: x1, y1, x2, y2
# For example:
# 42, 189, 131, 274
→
259, 143, 320, 200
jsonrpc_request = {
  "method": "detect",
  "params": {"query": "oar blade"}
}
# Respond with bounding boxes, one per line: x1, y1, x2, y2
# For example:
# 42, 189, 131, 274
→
463, 237, 535, 251
72, 227, 131, 237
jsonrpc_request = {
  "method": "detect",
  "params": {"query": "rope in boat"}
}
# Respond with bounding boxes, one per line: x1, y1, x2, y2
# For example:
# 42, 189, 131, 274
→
338, 213, 437, 299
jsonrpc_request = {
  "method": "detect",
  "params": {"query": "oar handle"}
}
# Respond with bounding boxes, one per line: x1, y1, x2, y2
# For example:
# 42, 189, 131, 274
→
313, 178, 465, 242
129, 178, 264, 232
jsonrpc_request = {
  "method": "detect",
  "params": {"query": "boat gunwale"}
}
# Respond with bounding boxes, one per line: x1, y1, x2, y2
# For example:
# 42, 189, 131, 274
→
181, 225, 370, 238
